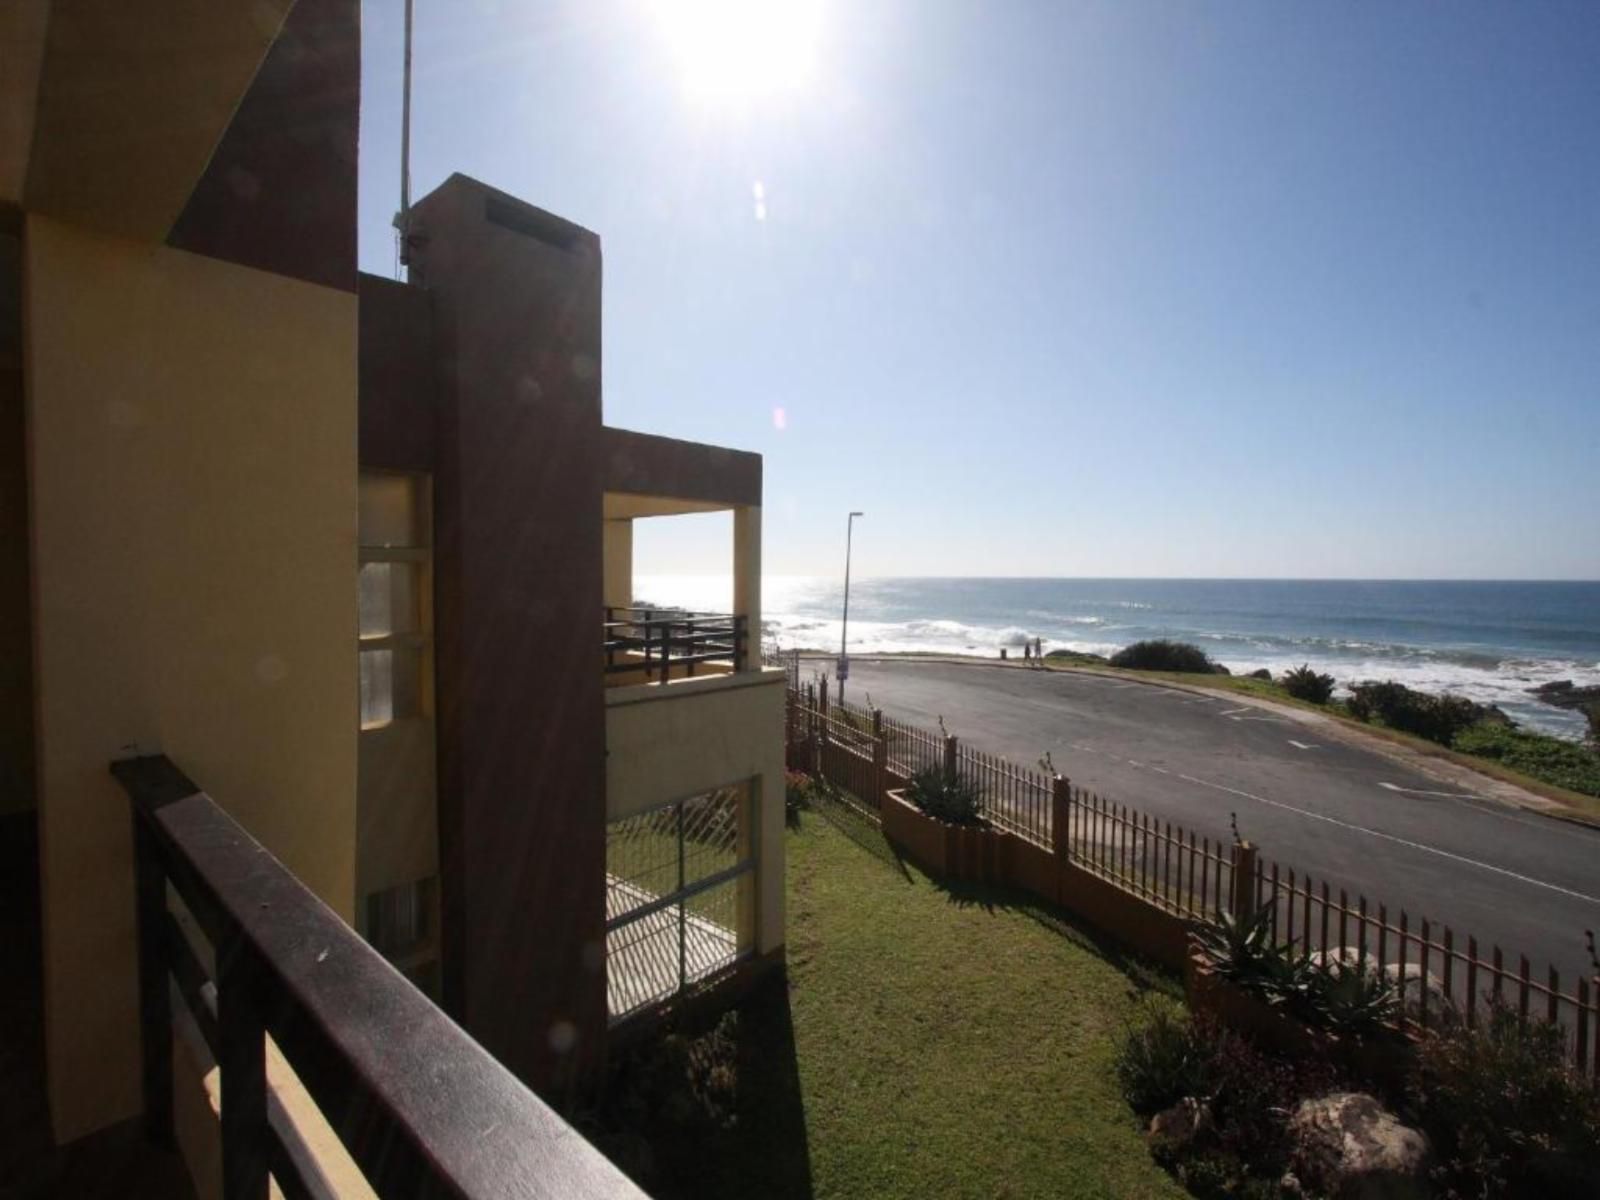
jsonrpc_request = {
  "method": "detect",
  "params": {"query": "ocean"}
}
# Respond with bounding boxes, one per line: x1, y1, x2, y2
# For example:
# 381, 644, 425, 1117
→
635, 576, 1600, 739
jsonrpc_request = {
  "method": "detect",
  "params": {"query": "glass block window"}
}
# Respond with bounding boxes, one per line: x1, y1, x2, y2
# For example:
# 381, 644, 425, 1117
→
358, 472, 430, 730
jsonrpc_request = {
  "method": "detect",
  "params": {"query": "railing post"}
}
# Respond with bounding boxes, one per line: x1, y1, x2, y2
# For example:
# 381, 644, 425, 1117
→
217, 931, 270, 1200
1230, 842, 1259, 923
818, 674, 829, 716
943, 734, 959, 783
871, 709, 887, 808
1051, 775, 1072, 863
735, 614, 748, 672
132, 815, 175, 1148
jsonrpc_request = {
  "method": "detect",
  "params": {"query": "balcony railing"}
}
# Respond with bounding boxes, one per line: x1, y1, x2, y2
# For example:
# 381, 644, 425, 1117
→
603, 607, 747, 682
112, 755, 646, 1200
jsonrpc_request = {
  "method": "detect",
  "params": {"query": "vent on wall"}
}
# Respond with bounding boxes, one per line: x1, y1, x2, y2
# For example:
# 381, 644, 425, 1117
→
483, 196, 584, 252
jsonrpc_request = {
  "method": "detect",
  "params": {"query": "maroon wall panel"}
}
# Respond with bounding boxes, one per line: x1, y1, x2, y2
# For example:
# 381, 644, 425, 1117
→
168, 0, 359, 293
409, 175, 606, 1099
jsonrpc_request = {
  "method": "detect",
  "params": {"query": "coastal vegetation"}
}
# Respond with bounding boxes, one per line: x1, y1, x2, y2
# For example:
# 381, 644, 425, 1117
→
1118, 991, 1600, 1199
1110, 640, 1223, 674
1452, 724, 1600, 798
1279, 664, 1335, 705
1344, 680, 1497, 745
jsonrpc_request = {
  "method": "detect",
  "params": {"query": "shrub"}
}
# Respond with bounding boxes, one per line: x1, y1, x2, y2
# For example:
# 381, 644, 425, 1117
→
1281, 664, 1335, 705
905, 767, 984, 825
1110, 639, 1216, 673
1118, 1000, 1343, 1191
1454, 723, 1600, 798
1409, 1004, 1600, 1198
1115, 995, 1219, 1114
1195, 905, 1401, 1038
1302, 960, 1400, 1037
1586, 703, 1600, 744
1346, 680, 1487, 745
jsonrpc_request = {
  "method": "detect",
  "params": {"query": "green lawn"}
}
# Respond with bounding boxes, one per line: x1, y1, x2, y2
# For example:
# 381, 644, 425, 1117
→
597, 796, 1186, 1200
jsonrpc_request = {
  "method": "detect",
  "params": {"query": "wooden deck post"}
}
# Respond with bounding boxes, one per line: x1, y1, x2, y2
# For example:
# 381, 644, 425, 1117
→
871, 709, 887, 808
1230, 842, 1259, 923
1051, 775, 1072, 862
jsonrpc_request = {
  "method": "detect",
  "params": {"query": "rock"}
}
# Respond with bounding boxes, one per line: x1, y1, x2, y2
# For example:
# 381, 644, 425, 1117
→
1529, 681, 1600, 710
1311, 947, 1373, 976
1382, 962, 1453, 1021
1249, 668, 1273, 681
1211, 663, 1233, 676
1289, 1092, 1431, 1200
1147, 1097, 1212, 1152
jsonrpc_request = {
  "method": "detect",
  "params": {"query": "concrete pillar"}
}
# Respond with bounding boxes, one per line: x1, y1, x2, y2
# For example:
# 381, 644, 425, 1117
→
408, 176, 606, 1101
733, 505, 761, 670
602, 518, 633, 612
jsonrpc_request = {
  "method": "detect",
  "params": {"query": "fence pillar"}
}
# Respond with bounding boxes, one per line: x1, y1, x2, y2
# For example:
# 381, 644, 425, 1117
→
819, 675, 829, 716
871, 709, 887, 808
943, 734, 958, 783
1050, 775, 1072, 862
1230, 842, 1259, 923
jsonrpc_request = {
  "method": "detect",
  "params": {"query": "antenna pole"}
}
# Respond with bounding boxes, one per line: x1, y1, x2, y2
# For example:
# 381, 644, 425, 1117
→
399, 0, 415, 267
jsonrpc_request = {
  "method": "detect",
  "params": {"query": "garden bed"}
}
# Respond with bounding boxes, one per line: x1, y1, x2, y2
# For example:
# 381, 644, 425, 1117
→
881, 787, 1012, 884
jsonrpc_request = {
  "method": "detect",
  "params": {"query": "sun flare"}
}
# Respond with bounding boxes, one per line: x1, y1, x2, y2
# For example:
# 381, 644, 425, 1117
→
655, 0, 825, 103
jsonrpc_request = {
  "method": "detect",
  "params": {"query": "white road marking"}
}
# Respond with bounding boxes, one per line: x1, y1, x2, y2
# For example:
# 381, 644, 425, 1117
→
1218, 707, 1253, 716
1173, 772, 1600, 907
1379, 781, 1481, 801
1287, 740, 1319, 751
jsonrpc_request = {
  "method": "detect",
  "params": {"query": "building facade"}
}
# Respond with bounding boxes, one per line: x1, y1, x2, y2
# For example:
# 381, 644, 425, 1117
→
2, 0, 782, 1190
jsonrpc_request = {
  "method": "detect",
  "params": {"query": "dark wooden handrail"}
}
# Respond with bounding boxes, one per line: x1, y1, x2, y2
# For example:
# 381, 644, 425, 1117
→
114, 755, 647, 1200
602, 607, 748, 680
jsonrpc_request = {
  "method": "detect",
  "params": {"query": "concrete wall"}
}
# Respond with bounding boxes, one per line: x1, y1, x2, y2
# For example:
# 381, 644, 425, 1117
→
606, 670, 787, 953
25, 217, 358, 1140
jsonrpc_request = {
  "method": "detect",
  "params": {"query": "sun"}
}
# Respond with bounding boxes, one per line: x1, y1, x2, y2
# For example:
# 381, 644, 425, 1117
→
655, 0, 826, 103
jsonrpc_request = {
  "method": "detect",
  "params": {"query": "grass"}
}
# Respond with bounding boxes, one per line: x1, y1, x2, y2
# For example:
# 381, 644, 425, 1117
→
598, 797, 1186, 1200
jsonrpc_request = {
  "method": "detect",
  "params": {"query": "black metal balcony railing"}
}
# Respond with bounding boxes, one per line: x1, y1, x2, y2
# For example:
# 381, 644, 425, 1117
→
112, 755, 645, 1200
603, 607, 747, 682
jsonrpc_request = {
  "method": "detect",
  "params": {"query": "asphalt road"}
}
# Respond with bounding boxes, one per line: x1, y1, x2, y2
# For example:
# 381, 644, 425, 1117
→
832, 659, 1600, 988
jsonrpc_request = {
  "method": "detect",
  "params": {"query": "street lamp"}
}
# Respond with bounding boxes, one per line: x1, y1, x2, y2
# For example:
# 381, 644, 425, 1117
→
839, 511, 863, 704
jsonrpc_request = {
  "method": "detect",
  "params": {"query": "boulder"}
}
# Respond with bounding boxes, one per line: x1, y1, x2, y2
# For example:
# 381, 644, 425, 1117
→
1529, 681, 1600, 710
1211, 663, 1233, 676
1248, 668, 1272, 680
1382, 962, 1453, 1021
1147, 1097, 1211, 1152
1289, 1092, 1431, 1200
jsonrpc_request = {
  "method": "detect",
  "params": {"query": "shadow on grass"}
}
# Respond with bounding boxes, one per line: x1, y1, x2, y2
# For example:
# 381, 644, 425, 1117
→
930, 872, 1181, 997
801, 791, 913, 884
587, 975, 815, 1200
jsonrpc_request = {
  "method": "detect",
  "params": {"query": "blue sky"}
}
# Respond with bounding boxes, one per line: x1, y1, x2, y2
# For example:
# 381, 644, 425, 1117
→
358, 1, 1600, 579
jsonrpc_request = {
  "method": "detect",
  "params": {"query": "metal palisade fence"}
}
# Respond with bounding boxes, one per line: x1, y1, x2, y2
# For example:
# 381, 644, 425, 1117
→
784, 678, 1600, 1077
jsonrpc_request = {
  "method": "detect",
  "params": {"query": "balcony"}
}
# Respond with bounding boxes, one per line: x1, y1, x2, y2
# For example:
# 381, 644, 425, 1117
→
110, 755, 645, 1200
602, 607, 748, 686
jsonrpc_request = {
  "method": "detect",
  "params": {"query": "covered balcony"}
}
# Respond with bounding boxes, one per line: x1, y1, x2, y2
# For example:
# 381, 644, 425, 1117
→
598, 427, 786, 1022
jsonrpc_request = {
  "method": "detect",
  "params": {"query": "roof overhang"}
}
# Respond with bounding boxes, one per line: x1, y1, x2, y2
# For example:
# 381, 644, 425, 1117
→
602, 426, 761, 520
17, 0, 295, 239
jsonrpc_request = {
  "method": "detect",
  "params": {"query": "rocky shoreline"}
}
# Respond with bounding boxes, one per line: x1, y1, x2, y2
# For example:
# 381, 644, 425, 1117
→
1528, 680, 1600, 711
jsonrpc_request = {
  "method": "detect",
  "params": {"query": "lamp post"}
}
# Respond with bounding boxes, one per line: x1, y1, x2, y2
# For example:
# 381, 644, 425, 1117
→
839, 511, 863, 704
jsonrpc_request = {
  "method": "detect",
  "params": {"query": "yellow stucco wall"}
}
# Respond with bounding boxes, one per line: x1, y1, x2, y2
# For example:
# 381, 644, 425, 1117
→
25, 216, 358, 1141
605, 670, 787, 952
602, 518, 633, 610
